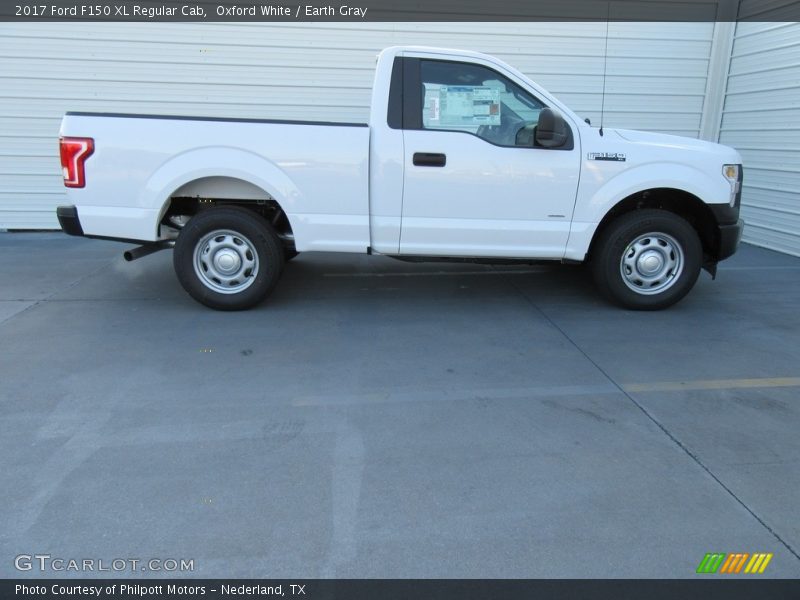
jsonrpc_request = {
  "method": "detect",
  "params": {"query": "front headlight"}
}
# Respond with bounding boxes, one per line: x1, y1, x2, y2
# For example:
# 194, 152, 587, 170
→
723, 164, 741, 207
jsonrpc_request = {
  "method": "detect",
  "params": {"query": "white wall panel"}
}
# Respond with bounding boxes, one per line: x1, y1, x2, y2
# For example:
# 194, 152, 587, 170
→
0, 21, 715, 229
719, 22, 800, 257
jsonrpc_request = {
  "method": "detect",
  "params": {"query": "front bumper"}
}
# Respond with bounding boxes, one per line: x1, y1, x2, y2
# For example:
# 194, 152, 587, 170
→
710, 164, 744, 262
57, 205, 84, 236
717, 218, 744, 261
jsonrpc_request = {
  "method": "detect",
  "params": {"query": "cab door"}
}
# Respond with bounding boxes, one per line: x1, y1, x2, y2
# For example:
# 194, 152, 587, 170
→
399, 58, 581, 258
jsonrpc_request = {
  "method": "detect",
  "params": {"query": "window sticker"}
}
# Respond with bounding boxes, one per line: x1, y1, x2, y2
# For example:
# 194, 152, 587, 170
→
427, 96, 440, 121
471, 88, 501, 119
423, 84, 501, 129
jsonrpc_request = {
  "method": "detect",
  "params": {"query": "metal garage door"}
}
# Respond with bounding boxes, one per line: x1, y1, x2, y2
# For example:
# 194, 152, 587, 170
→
719, 21, 800, 257
0, 22, 716, 229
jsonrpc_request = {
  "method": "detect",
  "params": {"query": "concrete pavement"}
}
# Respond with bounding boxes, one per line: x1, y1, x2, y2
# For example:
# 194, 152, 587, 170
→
1, 232, 798, 578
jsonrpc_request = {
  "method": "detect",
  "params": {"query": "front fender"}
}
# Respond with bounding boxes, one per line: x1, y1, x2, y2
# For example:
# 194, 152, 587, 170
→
577, 161, 728, 223
564, 161, 729, 261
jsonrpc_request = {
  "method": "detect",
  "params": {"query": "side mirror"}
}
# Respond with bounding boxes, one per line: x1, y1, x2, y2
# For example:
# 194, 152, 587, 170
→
535, 108, 568, 148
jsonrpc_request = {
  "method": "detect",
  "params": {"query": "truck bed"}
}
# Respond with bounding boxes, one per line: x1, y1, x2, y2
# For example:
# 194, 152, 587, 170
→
60, 112, 371, 251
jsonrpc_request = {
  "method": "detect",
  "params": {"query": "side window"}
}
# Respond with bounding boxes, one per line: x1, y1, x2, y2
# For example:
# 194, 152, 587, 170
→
420, 59, 546, 147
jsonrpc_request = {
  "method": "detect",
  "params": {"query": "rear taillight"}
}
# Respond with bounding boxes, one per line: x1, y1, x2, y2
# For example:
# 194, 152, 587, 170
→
59, 137, 94, 188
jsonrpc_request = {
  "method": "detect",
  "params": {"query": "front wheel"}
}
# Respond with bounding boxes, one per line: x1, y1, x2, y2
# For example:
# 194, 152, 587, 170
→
590, 209, 702, 310
173, 206, 284, 310
283, 248, 299, 261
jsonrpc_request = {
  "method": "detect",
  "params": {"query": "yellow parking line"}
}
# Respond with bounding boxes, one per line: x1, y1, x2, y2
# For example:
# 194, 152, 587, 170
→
622, 377, 800, 393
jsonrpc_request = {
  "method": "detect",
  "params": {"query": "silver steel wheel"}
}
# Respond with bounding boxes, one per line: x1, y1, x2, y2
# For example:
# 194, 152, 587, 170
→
619, 232, 684, 295
193, 229, 259, 294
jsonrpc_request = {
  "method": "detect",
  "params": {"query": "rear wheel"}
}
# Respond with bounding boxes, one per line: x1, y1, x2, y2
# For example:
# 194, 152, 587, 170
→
173, 206, 284, 310
591, 209, 702, 310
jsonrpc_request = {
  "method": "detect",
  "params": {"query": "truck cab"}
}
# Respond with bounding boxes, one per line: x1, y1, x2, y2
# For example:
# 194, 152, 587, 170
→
370, 46, 584, 259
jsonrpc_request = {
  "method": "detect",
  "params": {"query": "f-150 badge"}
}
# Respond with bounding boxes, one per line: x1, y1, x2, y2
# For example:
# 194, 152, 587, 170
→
588, 152, 626, 161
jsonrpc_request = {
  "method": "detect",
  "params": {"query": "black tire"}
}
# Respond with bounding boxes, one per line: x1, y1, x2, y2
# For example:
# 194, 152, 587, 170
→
173, 206, 284, 310
590, 209, 702, 310
284, 249, 299, 261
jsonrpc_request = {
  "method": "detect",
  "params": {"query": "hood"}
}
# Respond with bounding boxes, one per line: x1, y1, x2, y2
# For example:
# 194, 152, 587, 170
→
612, 128, 742, 163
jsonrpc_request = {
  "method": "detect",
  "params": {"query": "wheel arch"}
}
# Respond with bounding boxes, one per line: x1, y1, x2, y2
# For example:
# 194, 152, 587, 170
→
139, 146, 300, 239
586, 187, 721, 266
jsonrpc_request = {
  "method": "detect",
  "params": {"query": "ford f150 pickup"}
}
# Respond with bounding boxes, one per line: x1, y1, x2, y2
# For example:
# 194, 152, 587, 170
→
57, 46, 744, 310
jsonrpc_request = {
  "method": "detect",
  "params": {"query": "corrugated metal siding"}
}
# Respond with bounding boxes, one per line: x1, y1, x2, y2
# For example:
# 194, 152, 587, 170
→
719, 21, 800, 257
0, 21, 715, 229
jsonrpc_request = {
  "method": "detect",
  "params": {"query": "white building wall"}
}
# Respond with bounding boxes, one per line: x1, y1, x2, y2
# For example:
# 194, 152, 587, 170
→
718, 21, 800, 257
0, 22, 716, 229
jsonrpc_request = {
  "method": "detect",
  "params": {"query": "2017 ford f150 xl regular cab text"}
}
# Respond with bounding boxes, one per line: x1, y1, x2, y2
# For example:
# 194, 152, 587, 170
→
57, 46, 744, 311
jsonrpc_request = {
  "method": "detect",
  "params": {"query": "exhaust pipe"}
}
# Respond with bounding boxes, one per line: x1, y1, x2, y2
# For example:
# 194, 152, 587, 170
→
123, 241, 174, 262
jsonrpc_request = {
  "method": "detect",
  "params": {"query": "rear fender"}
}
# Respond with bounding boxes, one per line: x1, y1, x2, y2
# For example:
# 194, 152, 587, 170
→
142, 146, 301, 238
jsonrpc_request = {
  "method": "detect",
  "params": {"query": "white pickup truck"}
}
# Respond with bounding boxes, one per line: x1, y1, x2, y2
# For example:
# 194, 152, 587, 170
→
57, 46, 743, 311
